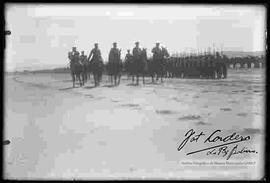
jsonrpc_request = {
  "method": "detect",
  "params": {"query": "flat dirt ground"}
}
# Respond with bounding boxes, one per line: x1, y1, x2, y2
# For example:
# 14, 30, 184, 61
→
4, 69, 265, 180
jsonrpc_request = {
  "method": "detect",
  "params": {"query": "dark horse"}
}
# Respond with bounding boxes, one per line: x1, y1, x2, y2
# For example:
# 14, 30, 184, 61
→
133, 48, 148, 85
90, 57, 103, 87
151, 47, 170, 83
107, 50, 122, 86
80, 55, 89, 83
69, 52, 84, 87
85, 61, 92, 81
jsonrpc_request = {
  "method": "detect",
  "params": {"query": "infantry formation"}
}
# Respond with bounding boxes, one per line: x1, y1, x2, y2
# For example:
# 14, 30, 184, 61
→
68, 42, 265, 87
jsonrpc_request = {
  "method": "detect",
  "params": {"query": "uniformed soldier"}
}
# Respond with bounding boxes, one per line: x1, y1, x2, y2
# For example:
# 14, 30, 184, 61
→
109, 42, 121, 63
88, 43, 102, 62
215, 52, 222, 79
132, 42, 142, 74
125, 49, 132, 61
151, 42, 163, 78
80, 51, 87, 64
71, 47, 79, 57
133, 42, 142, 60
69, 47, 79, 63
221, 56, 227, 79
151, 42, 162, 60
108, 42, 122, 83
124, 49, 134, 79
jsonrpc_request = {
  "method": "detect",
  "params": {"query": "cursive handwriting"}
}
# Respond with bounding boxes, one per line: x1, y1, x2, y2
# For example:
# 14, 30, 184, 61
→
206, 144, 258, 160
204, 130, 250, 143
177, 129, 252, 157
177, 129, 205, 151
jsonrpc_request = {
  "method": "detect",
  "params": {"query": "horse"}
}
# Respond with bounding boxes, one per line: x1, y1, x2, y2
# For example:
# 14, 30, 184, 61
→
90, 56, 104, 87
69, 52, 84, 87
107, 50, 122, 86
80, 56, 89, 84
85, 61, 92, 81
140, 48, 148, 84
156, 47, 170, 82
124, 54, 134, 81
132, 48, 147, 85
147, 57, 156, 83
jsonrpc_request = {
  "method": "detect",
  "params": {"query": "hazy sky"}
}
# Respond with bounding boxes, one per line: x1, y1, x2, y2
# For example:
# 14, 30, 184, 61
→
5, 4, 266, 71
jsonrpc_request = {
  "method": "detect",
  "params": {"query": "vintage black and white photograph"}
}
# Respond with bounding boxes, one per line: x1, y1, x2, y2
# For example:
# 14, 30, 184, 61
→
4, 4, 266, 180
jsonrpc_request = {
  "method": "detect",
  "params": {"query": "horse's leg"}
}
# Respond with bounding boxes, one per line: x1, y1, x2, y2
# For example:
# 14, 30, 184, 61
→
114, 75, 117, 86
79, 73, 83, 86
136, 75, 139, 85
110, 75, 113, 85
96, 74, 98, 86
77, 74, 81, 86
81, 73, 84, 86
118, 74, 121, 85
93, 74, 96, 86
72, 73, 75, 88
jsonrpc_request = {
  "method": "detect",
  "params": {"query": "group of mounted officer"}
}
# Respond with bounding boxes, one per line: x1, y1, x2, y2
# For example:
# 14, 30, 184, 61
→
68, 41, 170, 87
68, 43, 103, 87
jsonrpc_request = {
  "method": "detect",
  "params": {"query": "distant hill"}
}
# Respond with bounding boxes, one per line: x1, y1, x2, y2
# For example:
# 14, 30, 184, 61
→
30, 67, 70, 73
222, 51, 265, 58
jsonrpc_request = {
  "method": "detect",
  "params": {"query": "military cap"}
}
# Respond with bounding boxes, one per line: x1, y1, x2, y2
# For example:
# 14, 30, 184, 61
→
113, 42, 117, 45
135, 41, 139, 44
94, 43, 98, 46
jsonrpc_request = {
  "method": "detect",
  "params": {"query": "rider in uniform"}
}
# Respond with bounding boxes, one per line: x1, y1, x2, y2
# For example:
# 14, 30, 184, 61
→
88, 43, 102, 62
132, 42, 142, 74
152, 42, 162, 60
109, 42, 121, 75
69, 47, 79, 63
151, 42, 163, 76
124, 49, 133, 75
80, 51, 87, 63
71, 47, 79, 58
125, 49, 132, 62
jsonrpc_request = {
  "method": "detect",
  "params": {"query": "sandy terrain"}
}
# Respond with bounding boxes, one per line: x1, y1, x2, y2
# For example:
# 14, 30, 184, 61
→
4, 69, 265, 180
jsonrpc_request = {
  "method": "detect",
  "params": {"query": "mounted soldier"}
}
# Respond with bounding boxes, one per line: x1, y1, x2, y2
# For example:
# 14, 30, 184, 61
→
88, 43, 103, 86
71, 47, 79, 58
124, 49, 134, 80
80, 51, 88, 83
132, 41, 143, 85
151, 42, 163, 82
69, 48, 84, 87
108, 42, 122, 86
